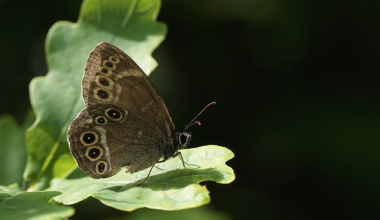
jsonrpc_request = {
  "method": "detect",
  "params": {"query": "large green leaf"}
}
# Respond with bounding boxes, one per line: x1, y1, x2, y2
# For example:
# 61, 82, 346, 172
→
0, 186, 74, 220
25, 0, 166, 190
0, 184, 22, 202
50, 146, 235, 211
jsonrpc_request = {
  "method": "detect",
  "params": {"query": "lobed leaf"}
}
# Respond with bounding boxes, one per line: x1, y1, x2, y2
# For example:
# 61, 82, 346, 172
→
50, 146, 235, 211
25, 0, 166, 190
0, 187, 74, 220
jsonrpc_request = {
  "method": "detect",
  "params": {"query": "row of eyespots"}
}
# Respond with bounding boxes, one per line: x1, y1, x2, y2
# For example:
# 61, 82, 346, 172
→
79, 129, 106, 175
94, 108, 124, 126
80, 132, 102, 157
80, 108, 124, 145
79, 131, 107, 175
79, 107, 125, 175
94, 55, 120, 102
97, 55, 120, 75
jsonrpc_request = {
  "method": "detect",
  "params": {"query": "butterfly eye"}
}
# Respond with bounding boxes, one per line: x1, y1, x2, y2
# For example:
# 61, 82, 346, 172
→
179, 132, 191, 147
95, 116, 107, 125
86, 146, 103, 161
96, 161, 107, 175
109, 56, 120, 64
80, 131, 99, 146
105, 108, 124, 121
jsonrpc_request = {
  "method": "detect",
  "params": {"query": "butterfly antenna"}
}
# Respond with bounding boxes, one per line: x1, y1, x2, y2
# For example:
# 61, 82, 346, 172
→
185, 102, 216, 130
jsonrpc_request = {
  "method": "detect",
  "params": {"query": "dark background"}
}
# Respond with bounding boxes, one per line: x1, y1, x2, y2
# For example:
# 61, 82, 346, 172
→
1, 0, 379, 219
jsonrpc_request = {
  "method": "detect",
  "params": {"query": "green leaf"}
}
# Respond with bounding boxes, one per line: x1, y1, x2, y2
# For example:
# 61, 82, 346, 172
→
25, 0, 166, 190
0, 184, 23, 202
50, 146, 235, 211
0, 189, 74, 220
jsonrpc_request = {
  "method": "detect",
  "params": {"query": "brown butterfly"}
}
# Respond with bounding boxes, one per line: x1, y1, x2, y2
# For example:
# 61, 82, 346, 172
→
67, 42, 214, 184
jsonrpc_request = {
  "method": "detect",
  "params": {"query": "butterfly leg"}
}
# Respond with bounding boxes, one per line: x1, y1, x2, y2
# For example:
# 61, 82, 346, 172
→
137, 156, 174, 185
173, 151, 192, 176
138, 152, 191, 185
137, 164, 156, 186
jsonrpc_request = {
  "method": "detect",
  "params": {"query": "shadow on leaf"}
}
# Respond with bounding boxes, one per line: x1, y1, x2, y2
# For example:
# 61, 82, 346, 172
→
102, 168, 225, 192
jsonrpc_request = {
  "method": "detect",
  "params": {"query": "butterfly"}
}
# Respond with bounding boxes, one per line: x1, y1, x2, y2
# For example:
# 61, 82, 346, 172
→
67, 42, 214, 184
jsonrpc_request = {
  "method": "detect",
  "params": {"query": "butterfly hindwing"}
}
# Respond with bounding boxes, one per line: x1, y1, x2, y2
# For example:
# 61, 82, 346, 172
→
68, 104, 163, 178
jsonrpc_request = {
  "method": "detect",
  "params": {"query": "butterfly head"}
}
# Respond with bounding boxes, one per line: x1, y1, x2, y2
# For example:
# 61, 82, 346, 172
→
176, 132, 192, 149
175, 102, 216, 150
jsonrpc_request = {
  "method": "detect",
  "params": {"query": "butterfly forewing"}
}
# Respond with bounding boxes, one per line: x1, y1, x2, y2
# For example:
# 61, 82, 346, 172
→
82, 42, 175, 135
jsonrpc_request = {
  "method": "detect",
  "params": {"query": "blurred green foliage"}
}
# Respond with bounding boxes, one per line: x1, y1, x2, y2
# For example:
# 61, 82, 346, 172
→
0, 0, 379, 219
0, 111, 34, 186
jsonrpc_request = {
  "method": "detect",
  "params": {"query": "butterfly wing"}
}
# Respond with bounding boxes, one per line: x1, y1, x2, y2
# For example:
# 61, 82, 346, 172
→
68, 104, 164, 178
82, 42, 175, 137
